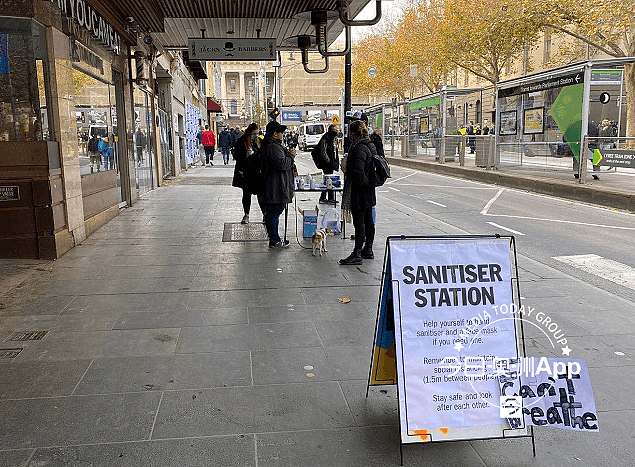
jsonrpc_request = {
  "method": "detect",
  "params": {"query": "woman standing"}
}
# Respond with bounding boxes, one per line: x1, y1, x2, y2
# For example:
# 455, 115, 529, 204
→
339, 120, 377, 265
232, 123, 261, 224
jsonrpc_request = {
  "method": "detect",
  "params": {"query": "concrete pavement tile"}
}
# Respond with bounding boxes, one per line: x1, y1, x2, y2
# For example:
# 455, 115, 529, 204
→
0, 360, 91, 400
187, 290, 253, 309
152, 382, 355, 438
470, 409, 635, 467
135, 276, 246, 293
338, 380, 399, 427
43, 266, 103, 281
301, 285, 380, 305
0, 307, 123, 331
27, 436, 256, 467
530, 334, 634, 368
152, 254, 209, 266
251, 348, 331, 384
113, 307, 248, 329
257, 427, 486, 467
15, 328, 180, 361
0, 450, 33, 467
0, 392, 161, 450
249, 288, 307, 307
175, 323, 321, 353
323, 346, 375, 380
63, 292, 190, 313
587, 366, 635, 412
74, 352, 251, 394
0, 295, 75, 316
248, 303, 373, 324
313, 319, 376, 347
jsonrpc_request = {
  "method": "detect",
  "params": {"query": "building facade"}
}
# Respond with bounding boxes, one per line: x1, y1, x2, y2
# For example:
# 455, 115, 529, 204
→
0, 0, 207, 259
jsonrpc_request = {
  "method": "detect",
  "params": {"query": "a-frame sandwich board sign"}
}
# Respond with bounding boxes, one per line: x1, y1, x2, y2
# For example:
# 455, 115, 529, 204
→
367, 235, 534, 464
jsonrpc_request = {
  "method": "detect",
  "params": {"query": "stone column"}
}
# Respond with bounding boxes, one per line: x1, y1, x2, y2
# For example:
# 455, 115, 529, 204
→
46, 26, 86, 245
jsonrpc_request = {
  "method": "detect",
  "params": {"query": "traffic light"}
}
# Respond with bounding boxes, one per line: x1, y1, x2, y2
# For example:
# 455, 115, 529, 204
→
269, 107, 280, 121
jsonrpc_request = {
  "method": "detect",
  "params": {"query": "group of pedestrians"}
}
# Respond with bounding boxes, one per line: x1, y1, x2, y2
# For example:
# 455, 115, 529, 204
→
87, 134, 114, 172
230, 114, 379, 264
198, 125, 245, 166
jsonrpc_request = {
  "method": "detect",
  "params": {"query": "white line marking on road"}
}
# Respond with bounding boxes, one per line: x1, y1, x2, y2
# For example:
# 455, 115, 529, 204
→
386, 172, 416, 184
377, 190, 389, 193
427, 200, 447, 207
480, 188, 505, 215
483, 213, 635, 231
487, 221, 525, 236
552, 254, 635, 291
387, 186, 401, 192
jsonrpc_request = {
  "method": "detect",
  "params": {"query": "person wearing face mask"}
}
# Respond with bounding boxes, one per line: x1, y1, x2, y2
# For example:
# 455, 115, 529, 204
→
232, 123, 262, 224
339, 119, 376, 265
258, 121, 296, 248
314, 124, 340, 205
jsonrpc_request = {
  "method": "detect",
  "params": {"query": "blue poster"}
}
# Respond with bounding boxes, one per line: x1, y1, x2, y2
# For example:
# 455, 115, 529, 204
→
0, 34, 9, 74
282, 110, 302, 122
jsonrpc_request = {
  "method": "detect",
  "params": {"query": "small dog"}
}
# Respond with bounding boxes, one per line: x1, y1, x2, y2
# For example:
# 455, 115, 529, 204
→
311, 227, 333, 256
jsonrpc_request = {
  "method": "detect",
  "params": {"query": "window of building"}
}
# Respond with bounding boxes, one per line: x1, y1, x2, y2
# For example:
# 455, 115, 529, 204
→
543, 28, 552, 64
0, 19, 49, 141
464, 71, 469, 87
231, 99, 237, 114
230, 78, 236, 91
248, 79, 254, 92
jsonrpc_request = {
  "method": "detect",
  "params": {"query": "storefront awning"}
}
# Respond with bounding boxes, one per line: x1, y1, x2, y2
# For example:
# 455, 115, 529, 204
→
207, 98, 222, 112
182, 51, 207, 80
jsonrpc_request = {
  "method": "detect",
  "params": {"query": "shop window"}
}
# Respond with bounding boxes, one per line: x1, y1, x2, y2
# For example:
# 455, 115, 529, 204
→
0, 19, 48, 141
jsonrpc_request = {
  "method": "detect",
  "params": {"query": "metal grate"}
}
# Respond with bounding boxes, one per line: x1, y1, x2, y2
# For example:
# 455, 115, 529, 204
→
5, 331, 50, 342
0, 348, 23, 360
222, 222, 269, 242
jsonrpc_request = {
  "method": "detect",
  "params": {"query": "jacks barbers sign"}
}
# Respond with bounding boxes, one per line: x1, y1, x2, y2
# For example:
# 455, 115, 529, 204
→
50, 0, 120, 54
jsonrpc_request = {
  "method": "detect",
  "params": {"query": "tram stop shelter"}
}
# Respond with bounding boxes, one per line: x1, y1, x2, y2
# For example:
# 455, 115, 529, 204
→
494, 58, 634, 180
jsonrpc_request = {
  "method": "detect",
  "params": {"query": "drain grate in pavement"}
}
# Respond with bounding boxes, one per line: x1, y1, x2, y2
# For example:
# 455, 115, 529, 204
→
222, 222, 269, 242
5, 331, 50, 342
0, 348, 24, 360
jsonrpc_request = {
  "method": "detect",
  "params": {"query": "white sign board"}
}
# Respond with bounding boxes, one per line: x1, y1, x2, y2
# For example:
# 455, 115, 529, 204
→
188, 38, 276, 61
500, 358, 599, 432
389, 238, 524, 443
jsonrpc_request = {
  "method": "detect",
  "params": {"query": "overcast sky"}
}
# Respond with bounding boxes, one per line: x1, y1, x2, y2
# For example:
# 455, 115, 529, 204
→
337, 0, 404, 42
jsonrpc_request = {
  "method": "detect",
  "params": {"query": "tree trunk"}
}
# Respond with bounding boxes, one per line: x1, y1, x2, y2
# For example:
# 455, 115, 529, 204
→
625, 63, 635, 147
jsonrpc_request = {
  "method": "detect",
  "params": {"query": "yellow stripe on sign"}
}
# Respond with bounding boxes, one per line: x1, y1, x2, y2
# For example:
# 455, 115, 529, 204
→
593, 149, 603, 165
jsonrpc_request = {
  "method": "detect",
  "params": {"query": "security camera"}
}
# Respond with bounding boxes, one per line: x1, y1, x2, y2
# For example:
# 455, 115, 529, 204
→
126, 16, 135, 23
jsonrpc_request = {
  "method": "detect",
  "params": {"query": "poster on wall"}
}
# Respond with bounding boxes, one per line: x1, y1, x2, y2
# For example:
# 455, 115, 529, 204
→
420, 116, 430, 133
523, 107, 545, 134
499, 110, 517, 135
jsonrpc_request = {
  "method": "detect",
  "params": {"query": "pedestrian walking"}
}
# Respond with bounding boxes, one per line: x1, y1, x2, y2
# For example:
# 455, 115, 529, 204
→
258, 121, 296, 248
232, 123, 261, 224
99, 136, 113, 170
87, 134, 101, 173
313, 124, 340, 205
135, 129, 146, 166
339, 120, 376, 265
231, 127, 243, 160
467, 121, 476, 154
201, 125, 216, 166
218, 127, 233, 165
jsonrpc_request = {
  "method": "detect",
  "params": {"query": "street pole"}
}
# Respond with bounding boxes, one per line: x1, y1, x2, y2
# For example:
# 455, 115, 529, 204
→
344, 48, 352, 152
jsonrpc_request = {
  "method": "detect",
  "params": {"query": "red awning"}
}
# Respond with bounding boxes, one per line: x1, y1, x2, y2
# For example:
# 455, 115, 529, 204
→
207, 98, 222, 112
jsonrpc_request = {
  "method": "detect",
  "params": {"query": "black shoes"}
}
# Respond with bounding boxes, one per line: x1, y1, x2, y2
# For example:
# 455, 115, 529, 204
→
339, 250, 363, 265
361, 245, 374, 259
592, 174, 600, 180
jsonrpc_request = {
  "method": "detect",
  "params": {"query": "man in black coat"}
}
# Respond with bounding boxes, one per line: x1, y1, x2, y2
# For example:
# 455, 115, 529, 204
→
315, 124, 340, 205
258, 121, 296, 248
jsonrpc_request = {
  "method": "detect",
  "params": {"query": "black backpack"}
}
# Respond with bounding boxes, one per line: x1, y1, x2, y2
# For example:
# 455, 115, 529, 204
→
311, 140, 328, 170
366, 142, 391, 187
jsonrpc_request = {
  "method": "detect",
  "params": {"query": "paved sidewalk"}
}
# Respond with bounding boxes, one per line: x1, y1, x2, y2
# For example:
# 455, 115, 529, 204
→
0, 164, 633, 466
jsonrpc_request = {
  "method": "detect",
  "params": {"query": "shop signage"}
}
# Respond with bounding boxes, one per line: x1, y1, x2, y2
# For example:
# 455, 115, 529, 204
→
498, 72, 584, 98
187, 38, 276, 61
0, 186, 19, 201
590, 69, 623, 86
282, 111, 302, 122
70, 39, 104, 75
50, 0, 120, 54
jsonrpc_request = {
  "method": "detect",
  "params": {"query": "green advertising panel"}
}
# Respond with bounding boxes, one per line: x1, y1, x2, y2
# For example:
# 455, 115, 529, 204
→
549, 83, 583, 159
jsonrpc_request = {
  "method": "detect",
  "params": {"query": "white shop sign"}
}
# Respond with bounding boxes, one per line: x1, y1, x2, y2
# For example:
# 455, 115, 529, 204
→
187, 38, 276, 61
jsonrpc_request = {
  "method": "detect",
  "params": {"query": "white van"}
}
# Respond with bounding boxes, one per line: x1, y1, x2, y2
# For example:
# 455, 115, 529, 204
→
298, 122, 328, 151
